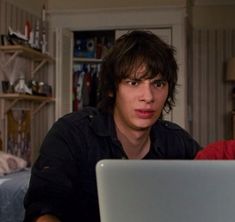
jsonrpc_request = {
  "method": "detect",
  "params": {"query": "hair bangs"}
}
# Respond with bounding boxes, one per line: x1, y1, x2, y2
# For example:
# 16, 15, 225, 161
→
117, 52, 166, 81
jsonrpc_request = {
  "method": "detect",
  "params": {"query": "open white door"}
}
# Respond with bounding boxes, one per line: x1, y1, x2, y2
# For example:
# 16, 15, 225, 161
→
55, 28, 73, 120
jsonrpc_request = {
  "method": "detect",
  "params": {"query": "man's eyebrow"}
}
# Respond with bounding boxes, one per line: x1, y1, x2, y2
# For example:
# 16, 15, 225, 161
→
125, 76, 142, 80
130, 76, 141, 79
152, 76, 165, 80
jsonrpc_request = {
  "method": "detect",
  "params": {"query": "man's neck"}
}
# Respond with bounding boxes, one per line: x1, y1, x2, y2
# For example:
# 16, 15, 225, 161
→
115, 125, 151, 159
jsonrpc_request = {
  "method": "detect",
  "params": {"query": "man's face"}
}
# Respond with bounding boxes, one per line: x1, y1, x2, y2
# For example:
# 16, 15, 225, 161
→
114, 63, 169, 132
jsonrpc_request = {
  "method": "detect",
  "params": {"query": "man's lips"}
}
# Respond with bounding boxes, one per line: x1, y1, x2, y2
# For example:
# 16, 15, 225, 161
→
135, 109, 155, 118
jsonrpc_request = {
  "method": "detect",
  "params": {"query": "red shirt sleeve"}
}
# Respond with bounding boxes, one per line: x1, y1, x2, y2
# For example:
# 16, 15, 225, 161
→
195, 140, 235, 160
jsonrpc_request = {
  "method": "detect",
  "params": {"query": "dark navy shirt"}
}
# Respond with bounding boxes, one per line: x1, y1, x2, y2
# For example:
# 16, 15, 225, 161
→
24, 107, 201, 222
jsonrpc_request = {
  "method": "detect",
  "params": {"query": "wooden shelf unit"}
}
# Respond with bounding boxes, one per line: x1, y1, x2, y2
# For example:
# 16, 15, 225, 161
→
0, 93, 55, 116
0, 45, 53, 76
0, 45, 53, 61
0, 45, 55, 116
0, 45, 55, 164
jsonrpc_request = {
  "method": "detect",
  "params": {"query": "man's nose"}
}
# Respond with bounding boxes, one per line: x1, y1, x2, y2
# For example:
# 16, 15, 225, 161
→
140, 82, 154, 103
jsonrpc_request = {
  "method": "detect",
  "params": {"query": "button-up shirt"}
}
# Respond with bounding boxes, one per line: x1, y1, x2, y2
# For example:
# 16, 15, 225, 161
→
24, 107, 201, 222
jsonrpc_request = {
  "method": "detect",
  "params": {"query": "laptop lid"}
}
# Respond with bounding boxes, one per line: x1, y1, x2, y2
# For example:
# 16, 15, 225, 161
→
96, 160, 235, 222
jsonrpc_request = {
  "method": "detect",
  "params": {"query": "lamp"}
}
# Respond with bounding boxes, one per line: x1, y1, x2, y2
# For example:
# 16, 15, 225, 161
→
226, 57, 235, 81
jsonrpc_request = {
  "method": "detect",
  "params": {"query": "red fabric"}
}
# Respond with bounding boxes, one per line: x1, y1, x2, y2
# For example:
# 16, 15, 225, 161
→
195, 140, 235, 160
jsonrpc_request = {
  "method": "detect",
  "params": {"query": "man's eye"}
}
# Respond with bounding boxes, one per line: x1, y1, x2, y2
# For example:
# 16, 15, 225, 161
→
126, 79, 139, 86
152, 80, 166, 88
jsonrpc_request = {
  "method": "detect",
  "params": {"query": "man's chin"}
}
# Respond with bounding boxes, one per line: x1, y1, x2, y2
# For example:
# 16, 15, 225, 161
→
134, 123, 153, 131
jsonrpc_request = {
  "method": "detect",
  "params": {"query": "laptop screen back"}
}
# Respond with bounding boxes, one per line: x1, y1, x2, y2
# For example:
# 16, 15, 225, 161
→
96, 160, 235, 222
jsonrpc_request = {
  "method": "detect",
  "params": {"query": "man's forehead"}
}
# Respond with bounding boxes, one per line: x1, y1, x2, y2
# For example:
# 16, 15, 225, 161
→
128, 66, 162, 79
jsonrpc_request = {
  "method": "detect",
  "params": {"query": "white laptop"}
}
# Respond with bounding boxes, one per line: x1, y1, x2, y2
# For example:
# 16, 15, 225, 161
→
96, 160, 235, 222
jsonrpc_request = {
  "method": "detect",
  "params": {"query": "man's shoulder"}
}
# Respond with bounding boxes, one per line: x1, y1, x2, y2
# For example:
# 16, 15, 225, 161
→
155, 120, 184, 131
58, 107, 100, 125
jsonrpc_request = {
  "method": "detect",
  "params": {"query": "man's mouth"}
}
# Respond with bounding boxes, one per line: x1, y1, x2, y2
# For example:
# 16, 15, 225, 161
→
135, 109, 155, 119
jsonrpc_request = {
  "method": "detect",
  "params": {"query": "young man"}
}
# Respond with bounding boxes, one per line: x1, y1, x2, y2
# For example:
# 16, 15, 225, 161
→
23, 30, 201, 222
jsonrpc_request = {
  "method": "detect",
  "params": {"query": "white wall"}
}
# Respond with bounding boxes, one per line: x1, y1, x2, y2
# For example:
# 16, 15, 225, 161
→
192, 2, 235, 28
6, 0, 235, 32
189, 0, 235, 145
47, 0, 186, 11
6, 0, 47, 16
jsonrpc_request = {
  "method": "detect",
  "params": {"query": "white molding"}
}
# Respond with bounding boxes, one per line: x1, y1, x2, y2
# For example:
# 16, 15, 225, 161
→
48, 7, 187, 31
48, 5, 186, 16
194, 0, 235, 6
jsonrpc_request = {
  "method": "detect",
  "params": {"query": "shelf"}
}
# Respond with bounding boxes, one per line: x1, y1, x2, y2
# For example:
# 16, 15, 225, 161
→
0, 45, 54, 76
0, 93, 55, 115
0, 45, 53, 61
0, 93, 54, 100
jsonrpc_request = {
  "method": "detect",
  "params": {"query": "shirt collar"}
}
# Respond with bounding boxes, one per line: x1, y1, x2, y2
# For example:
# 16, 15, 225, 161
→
90, 110, 165, 157
90, 111, 117, 138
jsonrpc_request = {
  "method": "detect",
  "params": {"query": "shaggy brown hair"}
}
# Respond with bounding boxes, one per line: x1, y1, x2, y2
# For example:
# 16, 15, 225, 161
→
98, 30, 178, 115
